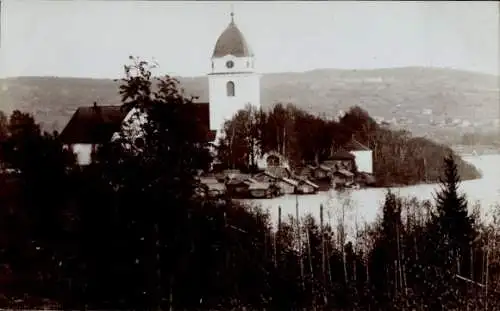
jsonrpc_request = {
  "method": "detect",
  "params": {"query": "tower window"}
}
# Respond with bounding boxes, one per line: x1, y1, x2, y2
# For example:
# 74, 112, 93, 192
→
226, 81, 235, 97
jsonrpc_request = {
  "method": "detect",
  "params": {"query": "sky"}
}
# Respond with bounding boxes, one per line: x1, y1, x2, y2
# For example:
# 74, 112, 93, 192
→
0, 1, 498, 78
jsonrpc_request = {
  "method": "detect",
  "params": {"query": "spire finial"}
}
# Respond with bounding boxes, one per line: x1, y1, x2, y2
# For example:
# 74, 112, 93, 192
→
230, 4, 235, 23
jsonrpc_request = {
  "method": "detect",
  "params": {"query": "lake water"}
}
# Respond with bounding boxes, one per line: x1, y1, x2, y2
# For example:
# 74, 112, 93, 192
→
248, 154, 500, 228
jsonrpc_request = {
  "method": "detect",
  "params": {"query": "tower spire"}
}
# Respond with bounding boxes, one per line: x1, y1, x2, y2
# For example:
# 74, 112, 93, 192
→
230, 4, 234, 24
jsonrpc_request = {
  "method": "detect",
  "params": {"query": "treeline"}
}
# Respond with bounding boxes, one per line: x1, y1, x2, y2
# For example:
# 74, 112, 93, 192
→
0, 58, 497, 310
216, 102, 480, 186
459, 131, 500, 146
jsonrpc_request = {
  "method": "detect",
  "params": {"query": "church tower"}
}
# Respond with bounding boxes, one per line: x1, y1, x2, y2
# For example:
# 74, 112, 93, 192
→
208, 11, 261, 136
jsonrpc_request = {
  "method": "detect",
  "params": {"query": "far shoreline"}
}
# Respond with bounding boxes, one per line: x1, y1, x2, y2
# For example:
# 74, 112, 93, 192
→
367, 150, 496, 189
452, 144, 500, 157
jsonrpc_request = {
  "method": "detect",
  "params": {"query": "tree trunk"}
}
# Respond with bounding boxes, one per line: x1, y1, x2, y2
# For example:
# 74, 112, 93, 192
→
155, 223, 161, 310
326, 211, 333, 288
485, 238, 490, 311
277, 128, 280, 154
320, 205, 326, 285
341, 206, 348, 285
320, 204, 327, 306
471, 244, 474, 281
296, 195, 305, 290
306, 229, 315, 306
283, 126, 286, 156
275, 206, 281, 268
168, 276, 174, 311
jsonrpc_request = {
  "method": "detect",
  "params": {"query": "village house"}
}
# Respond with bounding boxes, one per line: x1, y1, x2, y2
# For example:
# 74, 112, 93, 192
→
277, 177, 298, 194
312, 164, 333, 180
295, 178, 320, 194
332, 169, 355, 188
294, 165, 316, 179
220, 170, 250, 183
253, 169, 318, 195
356, 172, 377, 187
197, 176, 226, 198
58, 103, 130, 165
247, 181, 272, 198
253, 171, 279, 184
265, 166, 294, 179
344, 138, 373, 174
323, 150, 356, 171
226, 178, 251, 197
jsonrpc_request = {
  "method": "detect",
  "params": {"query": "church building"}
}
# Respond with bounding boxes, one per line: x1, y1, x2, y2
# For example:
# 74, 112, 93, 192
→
59, 11, 260, 166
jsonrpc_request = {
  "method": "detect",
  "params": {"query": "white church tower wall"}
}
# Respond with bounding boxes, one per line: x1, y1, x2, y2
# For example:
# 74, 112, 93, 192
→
208, 12, 261, 136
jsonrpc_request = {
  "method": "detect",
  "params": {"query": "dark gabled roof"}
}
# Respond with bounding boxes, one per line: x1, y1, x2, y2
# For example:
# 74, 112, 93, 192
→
345, 138, 370, 151
297, 178, 320, 189
59, 105, 130, 144
255, 171, 278, 179
280, 177, 298, 187
318, 165, 333, 171
248, 181, 270, 190
330, 151, 355, 160
334, 169, 354, 177
199, 176, 219, 184
59, 102, 213, 144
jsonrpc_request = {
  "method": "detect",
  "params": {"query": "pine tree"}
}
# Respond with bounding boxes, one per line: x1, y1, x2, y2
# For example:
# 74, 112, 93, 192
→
426, 154, 476, 309
369, 190, 403, 306
434, 154, 475, 276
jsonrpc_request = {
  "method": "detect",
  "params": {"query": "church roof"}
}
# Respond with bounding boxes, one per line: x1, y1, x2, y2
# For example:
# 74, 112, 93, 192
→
212, 13, 253, 58
330, 151, 356, 160
59, 104, 130, 144
344, 138, 370, 151
60, 102, 215, 144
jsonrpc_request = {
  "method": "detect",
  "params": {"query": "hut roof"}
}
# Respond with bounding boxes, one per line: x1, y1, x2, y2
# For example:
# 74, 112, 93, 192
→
299, 179, 320, 189
205, 183, 226, 191
318, 165, 333, 171
248, 181, 270, 190
335, 169, 354, 177
280, 177, 299, 186
330, 151, 355, 160
345, 138, 370, 151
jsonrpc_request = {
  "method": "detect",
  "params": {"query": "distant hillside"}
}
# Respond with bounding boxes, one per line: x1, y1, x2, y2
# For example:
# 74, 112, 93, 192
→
0, 67, 498, 143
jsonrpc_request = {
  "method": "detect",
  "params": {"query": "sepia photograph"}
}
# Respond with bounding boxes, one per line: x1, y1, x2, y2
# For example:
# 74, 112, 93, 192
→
0, 0, 499, 309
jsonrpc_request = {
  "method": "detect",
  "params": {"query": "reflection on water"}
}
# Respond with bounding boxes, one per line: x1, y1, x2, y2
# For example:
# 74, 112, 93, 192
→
249, 154, 500, 226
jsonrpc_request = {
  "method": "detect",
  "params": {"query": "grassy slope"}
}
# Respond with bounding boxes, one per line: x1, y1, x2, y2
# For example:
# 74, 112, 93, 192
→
0, 67, 498, 139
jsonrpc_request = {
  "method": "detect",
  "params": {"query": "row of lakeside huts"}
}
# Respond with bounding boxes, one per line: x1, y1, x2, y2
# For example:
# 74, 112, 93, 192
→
195, 167, 320, 199
195, 162, 376, 200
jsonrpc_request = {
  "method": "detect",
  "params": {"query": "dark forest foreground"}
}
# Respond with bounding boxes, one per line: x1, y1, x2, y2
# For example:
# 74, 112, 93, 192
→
0, 59, 498, 310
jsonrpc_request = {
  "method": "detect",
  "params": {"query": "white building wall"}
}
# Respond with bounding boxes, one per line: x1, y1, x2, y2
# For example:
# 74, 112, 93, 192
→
351, 150, 373, 174
71, 144, 93, 166
208, 55, 261, 132
211, 55, 255, 74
